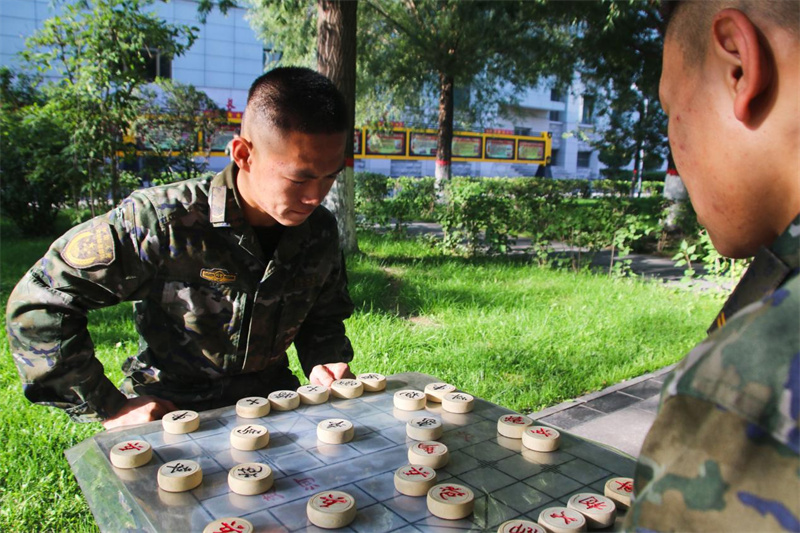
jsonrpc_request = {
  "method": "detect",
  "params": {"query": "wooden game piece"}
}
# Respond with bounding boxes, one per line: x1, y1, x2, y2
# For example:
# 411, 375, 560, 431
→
407, 416, 443, 441
157, 459, 202, 492
109, 440, 152, 469
330, 379, 364, 399
357, 372, 386, 392
394, 389, 427, 411
497, 413, 533, 438
268, 390, 300, 411
442, 392, 474, 413
496, 434, 523, 452
426, 483, 474, 520
604, 477, 633, 509
162, 410, 199, 434
203, 517, 254, 533
235, 396, 270, 418
424, 382, 456, 403
497, 519, 547, 533
306, 490, 357, 529
228, 462, 274, 495
393, 464, 438, 496
297, 384, 329, 405
522, 426, 561, 452
317, 418, 355, 444
567, 492, 616, 529
230, 424, 270, 451
537, 506, 587, 533
408, 440, 449, 469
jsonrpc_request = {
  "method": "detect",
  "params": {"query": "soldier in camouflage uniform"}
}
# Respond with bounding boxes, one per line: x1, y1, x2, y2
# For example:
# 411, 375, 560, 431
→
622, 1, 800, 530
6, 67, 356, 429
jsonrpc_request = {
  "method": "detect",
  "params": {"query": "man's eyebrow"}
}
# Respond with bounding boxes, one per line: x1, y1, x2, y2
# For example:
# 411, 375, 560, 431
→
293, 164, 345, 180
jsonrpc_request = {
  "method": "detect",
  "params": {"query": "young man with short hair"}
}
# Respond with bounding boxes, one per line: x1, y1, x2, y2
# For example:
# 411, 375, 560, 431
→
7, 67, 356, 429
623, 1, 799, 529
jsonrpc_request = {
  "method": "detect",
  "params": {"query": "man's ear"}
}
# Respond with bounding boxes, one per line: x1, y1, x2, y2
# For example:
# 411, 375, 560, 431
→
231, 136, 252, 172
711, 8, 772, 123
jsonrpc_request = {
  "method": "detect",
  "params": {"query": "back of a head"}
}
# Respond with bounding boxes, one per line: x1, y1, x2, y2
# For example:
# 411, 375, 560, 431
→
244, 67, 348, 136
660, 0, 800, 65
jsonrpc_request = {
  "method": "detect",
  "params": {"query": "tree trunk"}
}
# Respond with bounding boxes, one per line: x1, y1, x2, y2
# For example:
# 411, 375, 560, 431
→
317, 0, 359, 254
435, 72, 454, 194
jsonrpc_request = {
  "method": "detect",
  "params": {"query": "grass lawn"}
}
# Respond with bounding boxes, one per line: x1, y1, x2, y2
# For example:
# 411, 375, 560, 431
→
0, 225, 724, 531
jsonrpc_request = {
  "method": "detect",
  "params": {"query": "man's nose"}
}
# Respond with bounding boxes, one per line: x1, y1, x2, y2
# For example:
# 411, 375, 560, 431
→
301, 181, 327, 206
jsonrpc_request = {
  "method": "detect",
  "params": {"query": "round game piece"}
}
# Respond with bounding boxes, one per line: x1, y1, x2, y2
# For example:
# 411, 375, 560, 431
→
306, 490, 357, 529
236, 396, 270, 418
496, 434, 523, 453
297, 384, 330, 405
522, 426, 561, 452
317, 418, 355, 444
330, 379, 364, 399
497, 519, 546, 533
228, 462, 274, 495
394, 464, 437, 496
427, 483, 474, 520
203, 517, 254, 533
157, 459, 202, 492
567, 492, 616, 528
407, 416, 443, 441
537, 506, 587, 533
408, 441, 449, 469
268, 390, 300, 411
497, 413, 534, 438
604, 477, 633, 509
230, 424, 270, 451
109, 440, 152, 469
394, 389, 427, 411
424, 382, 456, 403
442, 392, 474, 414
162, 410, 200, 434
357, 372, 387, 392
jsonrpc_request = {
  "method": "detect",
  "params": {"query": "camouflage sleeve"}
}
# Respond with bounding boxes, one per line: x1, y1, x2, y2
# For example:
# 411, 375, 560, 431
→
622, 277, 800, 531
6, 196, 161, 422
293, 250, 355, 377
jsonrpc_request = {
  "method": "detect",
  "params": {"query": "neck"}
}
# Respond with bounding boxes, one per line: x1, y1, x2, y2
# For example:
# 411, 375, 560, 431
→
236, 168, 278, 227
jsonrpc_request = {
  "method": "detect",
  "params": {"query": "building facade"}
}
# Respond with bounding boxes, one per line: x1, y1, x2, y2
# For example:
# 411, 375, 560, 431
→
1, 0, 602, 178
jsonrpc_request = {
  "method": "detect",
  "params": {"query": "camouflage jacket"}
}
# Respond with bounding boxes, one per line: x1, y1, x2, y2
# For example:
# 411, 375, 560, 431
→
623, 214, 800, 532
6, 164, 354, 422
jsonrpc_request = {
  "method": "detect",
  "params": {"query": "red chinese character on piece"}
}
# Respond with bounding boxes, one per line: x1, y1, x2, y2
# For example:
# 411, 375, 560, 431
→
294, 477, 320, 491
505, 416, 525, 425
319, 494, 348, 508
615, 480, 634, 493
119, 442, 143, 451
550, 511, 577, 524
578, 496, 607, 510
533, 427, 553, 437
508, 525, 534, 533
419, 443, 440, 454
215, 520, 246, 533
404, 466, 430, 478
438, 486, 466, 500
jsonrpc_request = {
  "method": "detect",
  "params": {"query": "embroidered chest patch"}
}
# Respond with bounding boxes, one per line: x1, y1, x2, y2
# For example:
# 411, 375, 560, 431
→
200, 268, 237, 283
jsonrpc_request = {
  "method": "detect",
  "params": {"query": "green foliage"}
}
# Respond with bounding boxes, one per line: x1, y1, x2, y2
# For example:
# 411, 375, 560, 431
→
354, 172, 391, 226
20, 0, 197, 209
0, 68, 74, 236
133, 79, 226, 184
673, 229, 751, 284
354, 173, 435, 231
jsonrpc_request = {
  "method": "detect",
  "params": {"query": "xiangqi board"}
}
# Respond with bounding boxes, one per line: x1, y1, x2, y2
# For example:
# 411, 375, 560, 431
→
65, 372, 635, 532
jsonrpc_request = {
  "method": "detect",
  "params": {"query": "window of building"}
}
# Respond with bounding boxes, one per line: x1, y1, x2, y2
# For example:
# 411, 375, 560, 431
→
549, 109, 562, 122
514, 126, 532, 136
263, 46, 282, 69
550, 148, 560, 165
141, 48, 171, 81
550, 88, 563, 102
577, 151, 592, 168
581, 94, 596, 124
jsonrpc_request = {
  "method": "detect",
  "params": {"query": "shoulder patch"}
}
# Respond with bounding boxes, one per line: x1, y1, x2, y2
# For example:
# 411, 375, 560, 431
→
61, 223, 115, 269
